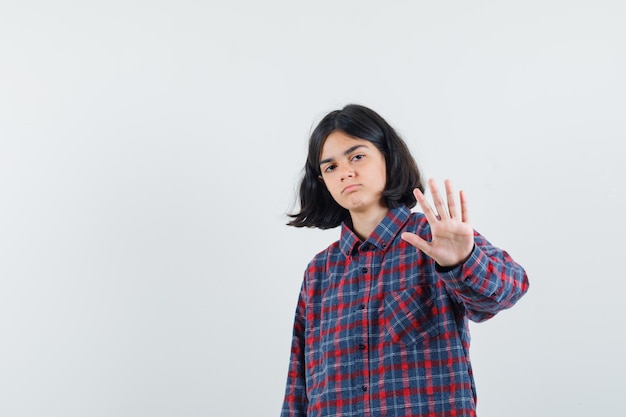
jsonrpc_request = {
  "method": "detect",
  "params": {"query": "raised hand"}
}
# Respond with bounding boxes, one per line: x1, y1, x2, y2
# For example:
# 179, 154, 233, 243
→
401, 178, 475, 267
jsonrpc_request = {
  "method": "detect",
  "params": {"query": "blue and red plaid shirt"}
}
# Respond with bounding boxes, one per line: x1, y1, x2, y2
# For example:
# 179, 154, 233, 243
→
281, 205, 529, 417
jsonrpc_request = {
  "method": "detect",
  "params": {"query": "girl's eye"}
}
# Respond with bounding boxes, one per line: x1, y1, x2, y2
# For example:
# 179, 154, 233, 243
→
352, 154, 365, 161
323, 164, 337, 173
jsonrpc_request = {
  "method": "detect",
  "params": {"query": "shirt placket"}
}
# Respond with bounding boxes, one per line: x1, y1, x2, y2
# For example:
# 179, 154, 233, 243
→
351, 243, 376, 417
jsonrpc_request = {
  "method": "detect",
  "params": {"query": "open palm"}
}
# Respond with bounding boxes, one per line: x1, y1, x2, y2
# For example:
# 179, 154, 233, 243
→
401, 178, 475, 267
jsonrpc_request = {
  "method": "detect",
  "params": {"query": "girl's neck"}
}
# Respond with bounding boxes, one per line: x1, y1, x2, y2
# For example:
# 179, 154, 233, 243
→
349, 205, 389, 241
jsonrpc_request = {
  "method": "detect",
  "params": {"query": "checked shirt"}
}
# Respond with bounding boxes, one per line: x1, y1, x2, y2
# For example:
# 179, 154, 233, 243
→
280, 205, 529, 417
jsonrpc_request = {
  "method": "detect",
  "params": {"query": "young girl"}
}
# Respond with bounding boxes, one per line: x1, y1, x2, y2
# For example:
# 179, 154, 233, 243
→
281, 104, 529, 417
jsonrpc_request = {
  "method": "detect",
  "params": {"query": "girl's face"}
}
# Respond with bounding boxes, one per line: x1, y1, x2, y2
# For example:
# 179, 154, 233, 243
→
319, 130, 387, 217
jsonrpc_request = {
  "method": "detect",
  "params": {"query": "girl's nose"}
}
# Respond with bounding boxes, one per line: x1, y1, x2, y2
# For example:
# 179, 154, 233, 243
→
339, 164, 355, 180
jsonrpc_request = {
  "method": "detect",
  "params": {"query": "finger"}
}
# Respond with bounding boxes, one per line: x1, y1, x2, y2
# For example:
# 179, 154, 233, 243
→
460, 189, 470, 223
444, 179, 458, 219
428, 178, 449, 220
413, 188, 439, 222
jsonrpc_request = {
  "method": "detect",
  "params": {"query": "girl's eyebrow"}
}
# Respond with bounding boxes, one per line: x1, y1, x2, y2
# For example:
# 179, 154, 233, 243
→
320, 144, 367, 165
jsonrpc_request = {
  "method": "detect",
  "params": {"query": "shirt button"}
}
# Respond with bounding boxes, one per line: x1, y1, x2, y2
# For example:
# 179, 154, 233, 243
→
361, 267, 368, 274
359, 304, 365, 310
359, 344, 366, 350
381, 242, 387, 249
361, 386, 368, 392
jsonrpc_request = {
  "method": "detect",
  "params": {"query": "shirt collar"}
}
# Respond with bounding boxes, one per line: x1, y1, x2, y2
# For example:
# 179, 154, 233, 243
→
339, 205, 412, 257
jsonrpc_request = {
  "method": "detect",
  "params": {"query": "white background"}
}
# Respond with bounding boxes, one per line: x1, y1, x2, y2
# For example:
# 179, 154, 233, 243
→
1, 1, 625, 416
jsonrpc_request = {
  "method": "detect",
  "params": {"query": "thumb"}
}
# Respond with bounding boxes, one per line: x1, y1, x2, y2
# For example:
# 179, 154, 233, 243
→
401, 232, 430, 253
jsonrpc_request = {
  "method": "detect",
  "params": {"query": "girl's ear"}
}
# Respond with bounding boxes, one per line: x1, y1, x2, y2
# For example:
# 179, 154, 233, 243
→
317, 175, 325, 184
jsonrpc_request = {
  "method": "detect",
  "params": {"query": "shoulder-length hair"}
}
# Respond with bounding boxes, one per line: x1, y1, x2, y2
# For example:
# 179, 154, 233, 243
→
288, 104, 424, 229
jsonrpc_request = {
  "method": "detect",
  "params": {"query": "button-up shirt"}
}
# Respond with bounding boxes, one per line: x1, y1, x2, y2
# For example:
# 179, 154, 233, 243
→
280, 205, 529, 417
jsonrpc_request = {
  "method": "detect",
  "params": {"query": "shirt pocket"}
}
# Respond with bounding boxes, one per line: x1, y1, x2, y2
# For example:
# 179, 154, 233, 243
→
384, 284, 441, 346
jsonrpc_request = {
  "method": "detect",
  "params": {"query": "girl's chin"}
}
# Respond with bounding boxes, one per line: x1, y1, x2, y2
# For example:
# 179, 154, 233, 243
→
344, 200, 386, 214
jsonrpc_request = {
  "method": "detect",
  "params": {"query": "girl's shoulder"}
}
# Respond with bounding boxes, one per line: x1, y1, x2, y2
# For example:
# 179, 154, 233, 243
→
308, 239, 342, 266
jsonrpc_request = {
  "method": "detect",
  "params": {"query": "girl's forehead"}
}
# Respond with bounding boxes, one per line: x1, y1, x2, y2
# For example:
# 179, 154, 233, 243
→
320, 131, 371, 155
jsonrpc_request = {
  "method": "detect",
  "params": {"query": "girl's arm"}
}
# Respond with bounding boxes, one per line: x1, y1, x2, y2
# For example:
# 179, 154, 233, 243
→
401, 178, 529, 321
434, 232, 529, 322
280, 282, 308, 416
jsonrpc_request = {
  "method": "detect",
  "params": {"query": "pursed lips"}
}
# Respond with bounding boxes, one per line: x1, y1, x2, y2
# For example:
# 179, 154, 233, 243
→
342, 184, 360, 194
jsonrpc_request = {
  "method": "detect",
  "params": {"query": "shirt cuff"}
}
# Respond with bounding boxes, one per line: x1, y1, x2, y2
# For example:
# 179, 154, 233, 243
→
435, 244, 500, 297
